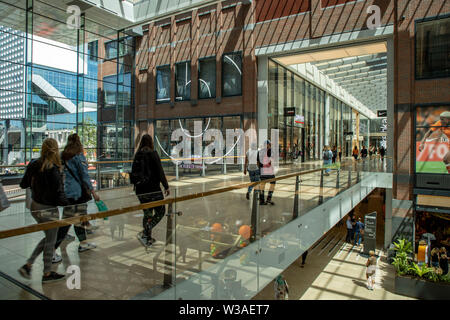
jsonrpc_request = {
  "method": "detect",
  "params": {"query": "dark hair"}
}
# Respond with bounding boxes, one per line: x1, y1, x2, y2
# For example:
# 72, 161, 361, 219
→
138, 134, 154, 151
62, 133, 84, 161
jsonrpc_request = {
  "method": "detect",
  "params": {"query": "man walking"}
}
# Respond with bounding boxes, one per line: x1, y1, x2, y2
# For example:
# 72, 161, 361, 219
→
354, 217, 365, 246
345, 216, 354, 243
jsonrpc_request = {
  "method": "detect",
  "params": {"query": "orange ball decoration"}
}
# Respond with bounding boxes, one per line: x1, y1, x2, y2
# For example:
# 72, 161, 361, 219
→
211, 223, 223, 233
239, 225, 251, 240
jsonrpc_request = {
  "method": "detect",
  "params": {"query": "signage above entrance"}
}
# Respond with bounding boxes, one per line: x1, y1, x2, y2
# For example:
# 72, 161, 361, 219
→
284, 107, 295, 116
377, 110, 387, 117
294, 114, 304, 128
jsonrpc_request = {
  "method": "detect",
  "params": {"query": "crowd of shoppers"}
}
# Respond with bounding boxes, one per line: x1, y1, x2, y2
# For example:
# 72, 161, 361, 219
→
18, 133, 171, 283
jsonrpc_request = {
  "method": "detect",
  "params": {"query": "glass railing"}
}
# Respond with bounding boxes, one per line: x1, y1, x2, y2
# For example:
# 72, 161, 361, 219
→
0, 157, 392, 300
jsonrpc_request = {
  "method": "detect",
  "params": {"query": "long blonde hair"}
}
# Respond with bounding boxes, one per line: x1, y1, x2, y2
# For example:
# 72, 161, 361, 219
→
40, 138, 61, 171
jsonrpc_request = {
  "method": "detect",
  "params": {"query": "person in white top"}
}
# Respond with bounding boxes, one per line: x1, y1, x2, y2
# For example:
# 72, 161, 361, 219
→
258, 140, 276, 205
244, 142, 261, 200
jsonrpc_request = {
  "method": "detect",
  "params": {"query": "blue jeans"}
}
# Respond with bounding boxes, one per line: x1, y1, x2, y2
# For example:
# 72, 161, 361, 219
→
247, 169, 261, 193
354, 231, 362, 246
324, 159, 332, 173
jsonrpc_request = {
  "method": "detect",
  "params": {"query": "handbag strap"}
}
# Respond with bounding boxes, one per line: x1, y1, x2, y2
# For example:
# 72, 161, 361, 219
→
63, 160, 83, 188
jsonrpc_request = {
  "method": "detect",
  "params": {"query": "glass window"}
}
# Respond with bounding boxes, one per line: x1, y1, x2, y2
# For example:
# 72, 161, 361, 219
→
416, 16, 450, 79
105, 37, 134, 60
105, 41, 118, 60
198, 56, 216, 99
222, 52, 242, 96
156, 65, 170, 103
175, 61, 191, 101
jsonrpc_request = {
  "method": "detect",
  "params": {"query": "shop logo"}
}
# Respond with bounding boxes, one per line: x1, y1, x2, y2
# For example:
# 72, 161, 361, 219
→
66, 5, 81, 30
66, 265, 81, 290
367, 5, 381, 30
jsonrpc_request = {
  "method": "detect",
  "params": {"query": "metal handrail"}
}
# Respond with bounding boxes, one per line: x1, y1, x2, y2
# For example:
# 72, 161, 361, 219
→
0, 155, 244, 168
0, 167, 325, 240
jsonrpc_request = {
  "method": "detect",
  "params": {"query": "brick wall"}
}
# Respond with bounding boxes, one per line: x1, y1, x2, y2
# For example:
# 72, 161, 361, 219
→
97, 0, 450, 201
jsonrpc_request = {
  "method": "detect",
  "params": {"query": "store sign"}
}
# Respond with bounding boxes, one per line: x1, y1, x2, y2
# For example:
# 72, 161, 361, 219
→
284, 107, 295, 116
377, 110, 387, 117
363, 212, 377, 255
294, 114, 304, 126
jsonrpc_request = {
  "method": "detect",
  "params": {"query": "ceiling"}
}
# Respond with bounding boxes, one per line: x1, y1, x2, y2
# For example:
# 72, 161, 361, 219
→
277, 42, 388, 112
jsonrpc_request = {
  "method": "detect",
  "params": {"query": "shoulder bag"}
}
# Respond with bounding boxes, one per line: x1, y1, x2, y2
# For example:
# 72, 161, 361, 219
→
64, 162, 92, 203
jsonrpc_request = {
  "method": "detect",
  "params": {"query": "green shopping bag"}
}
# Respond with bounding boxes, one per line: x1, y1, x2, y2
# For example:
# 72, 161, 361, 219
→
96, 200, 109, 220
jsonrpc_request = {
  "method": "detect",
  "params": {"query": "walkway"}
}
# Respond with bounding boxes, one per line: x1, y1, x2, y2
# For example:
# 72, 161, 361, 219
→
0, 158, 395, 299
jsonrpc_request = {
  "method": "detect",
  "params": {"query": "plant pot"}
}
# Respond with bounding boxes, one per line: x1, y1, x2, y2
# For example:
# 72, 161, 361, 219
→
394, 275, 450, 300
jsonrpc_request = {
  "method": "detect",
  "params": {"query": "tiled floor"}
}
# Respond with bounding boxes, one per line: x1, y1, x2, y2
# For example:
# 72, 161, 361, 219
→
253, 224, 415, 300
0, 158, 396, 300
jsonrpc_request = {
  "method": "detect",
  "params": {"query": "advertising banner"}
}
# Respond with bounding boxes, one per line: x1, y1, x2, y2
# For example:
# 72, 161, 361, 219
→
415, 106, 450, 174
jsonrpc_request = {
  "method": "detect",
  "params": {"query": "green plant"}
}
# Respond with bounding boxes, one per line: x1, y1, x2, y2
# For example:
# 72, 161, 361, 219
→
438, 273, 450, 283
408, 262, 433, 278
392, 251, 411, 275
393, 238, 413, 255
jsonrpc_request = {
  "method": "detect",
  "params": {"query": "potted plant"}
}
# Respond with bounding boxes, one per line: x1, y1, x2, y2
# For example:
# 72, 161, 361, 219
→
391, 239, 450, 299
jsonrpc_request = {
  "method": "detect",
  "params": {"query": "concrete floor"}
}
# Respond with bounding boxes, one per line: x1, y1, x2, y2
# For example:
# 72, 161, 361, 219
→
0, 158, 399, 300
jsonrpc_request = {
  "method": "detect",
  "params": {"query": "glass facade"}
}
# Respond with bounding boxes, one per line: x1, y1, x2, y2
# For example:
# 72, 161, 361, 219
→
0, 0, 135, 164
268, 59, 365, 162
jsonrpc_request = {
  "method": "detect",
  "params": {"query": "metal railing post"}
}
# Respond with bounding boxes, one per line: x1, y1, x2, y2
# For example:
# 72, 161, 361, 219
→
319, 170, 324, 205
293, 175, 300, 219
96, 163, 101, 191
336, 168, 340, 190
202, 160, 206, 177
163, 202, 174, 288
250, 188, 260, 243
347, 164, 352, 188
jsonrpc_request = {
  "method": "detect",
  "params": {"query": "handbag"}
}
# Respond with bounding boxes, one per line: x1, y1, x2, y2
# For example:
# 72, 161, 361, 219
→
0, 182, 10, 212
64, 162, 92, 203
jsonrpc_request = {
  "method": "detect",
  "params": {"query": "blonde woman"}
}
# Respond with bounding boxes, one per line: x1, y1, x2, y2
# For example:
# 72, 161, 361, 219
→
366, 250, 377, 290
18, 138, 69, 283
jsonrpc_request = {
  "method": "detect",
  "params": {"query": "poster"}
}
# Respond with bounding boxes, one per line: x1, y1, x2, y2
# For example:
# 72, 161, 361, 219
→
415, 106, 450, 174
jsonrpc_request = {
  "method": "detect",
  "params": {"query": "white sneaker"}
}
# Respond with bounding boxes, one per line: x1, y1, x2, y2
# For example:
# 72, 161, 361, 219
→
52, 253, 62, 264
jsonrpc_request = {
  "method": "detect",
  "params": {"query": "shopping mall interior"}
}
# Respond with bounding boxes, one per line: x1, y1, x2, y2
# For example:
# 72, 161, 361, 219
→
0, 0, 449, 301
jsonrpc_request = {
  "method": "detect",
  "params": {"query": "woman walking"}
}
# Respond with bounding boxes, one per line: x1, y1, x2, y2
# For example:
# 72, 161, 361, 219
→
366, 250, 377, 290
131, 134, 170, 246
18, 138, 69, 282
54, 133, 100, 255
352, 146, 359, 161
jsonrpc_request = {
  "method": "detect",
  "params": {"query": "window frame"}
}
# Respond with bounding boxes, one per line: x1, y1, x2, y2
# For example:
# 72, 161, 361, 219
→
414, 14, 450, 80
221, 51, 243, 97
198, 55, 216, 99
104, 36, 134, 61
155, 64, 171, 104
175, 60, 191, 101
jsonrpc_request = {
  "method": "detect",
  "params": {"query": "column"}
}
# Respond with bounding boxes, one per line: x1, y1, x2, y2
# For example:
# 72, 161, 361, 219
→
257, 56, 268, 145
324, 93, 330, 147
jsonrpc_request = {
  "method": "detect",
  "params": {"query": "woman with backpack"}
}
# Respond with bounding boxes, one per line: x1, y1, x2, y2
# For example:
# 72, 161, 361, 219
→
18, 138, 69, 283
131, 134, 170, 246
53, 133, 100, 256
